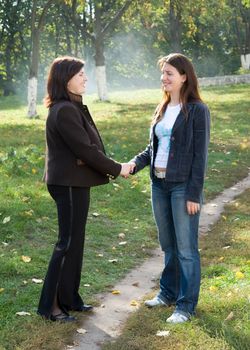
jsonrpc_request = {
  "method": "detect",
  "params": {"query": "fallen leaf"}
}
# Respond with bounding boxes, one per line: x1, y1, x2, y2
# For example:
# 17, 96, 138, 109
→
108, 259, 118, 263
21, 255, 31, 263
225, 311, 234, 321
132, 282, 139, 287
16, 311, 31, 316
156, 330, 170, 337
76, 328, 87, 334
130, 300, 139, 306
218, 257, 224, 262
222, 215, 227, 221
32, 278, 43, 284
111, 290, 121, 295
235, 271, 244, 279
209, 286, 218, 292
2, 242, 8, 246
112, 183, 120, 188
222, 245, 231, 250
97, 253, 103, 257
118, 241, 127, 246
2, 216, 10, 224
24, 210, 34, 216
0, 288, 4, 293
92, 212, 100, 217
83, 284, 90, 287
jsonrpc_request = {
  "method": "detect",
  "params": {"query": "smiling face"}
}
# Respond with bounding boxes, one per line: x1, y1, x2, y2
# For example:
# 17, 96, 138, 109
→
161, 62, 186, 96
67, 68, 87, 95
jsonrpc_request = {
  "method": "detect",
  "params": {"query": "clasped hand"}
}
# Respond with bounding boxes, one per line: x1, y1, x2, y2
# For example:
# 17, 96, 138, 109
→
120, 162, 136, 178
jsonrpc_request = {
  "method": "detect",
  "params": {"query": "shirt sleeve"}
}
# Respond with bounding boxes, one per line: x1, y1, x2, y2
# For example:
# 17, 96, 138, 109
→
55, 105, 121, 178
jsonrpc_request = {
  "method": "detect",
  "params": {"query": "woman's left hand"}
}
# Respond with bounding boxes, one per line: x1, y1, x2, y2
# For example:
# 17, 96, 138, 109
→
186, 201, 200, 215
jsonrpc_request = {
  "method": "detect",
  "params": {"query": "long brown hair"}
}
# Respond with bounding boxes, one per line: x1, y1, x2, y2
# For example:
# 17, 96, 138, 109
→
153, 53, 202, 124
44, 56, 85, 108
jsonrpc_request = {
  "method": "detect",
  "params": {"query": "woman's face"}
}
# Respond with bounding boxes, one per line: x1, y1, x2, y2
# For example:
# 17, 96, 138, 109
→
161, 62, 186, 95
67, 68, 87, 95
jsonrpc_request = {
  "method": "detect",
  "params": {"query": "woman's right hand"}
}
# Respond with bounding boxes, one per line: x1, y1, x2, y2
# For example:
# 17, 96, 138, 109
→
120, 162, 136, 178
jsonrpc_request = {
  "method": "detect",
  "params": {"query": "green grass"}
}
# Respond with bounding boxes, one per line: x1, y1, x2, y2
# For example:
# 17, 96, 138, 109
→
103, 189, 250, 350
0, 84, 249, 349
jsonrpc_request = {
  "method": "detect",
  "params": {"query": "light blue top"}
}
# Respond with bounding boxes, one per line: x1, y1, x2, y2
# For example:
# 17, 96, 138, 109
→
154, 104, 181, 168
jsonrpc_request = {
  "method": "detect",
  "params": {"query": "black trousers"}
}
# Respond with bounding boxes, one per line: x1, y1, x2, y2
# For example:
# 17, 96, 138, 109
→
37, 185, 90, 318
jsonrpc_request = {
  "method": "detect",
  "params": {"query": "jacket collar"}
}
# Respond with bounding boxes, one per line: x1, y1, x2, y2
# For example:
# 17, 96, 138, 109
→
172, 103, 193, 133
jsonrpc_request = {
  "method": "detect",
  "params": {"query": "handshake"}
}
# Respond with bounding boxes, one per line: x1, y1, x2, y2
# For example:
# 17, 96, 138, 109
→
120, 162, 136, 178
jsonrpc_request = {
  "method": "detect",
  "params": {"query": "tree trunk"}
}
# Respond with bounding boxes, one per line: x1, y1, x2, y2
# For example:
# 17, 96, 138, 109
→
4, 35, 15, 96
94, 4, 108, 101
94, 39, 108, 100
241, 53, 250, 69
169, 0, 182, 52
28, 28, 40, 117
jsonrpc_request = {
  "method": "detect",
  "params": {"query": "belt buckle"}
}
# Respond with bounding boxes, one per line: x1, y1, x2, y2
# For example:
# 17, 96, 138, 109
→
154, 169, 166, 179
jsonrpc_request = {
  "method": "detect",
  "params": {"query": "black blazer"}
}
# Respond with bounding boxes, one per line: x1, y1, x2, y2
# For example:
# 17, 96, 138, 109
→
44, 100, 121, 187
131, 102, 210, 203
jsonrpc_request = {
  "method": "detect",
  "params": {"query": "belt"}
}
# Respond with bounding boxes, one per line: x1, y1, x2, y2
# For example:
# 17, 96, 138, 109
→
154, 168, 166, 179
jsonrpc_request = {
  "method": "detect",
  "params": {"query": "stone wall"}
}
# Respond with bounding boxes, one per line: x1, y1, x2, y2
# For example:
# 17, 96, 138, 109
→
198, 74, 250, 87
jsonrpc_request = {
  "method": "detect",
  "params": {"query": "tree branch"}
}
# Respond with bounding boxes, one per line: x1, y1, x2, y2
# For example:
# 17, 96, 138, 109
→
37, 0, 55, 30
101, 0, 133, 37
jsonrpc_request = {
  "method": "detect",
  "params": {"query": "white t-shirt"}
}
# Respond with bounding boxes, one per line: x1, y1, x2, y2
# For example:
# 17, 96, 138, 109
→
154, 104, 181, 169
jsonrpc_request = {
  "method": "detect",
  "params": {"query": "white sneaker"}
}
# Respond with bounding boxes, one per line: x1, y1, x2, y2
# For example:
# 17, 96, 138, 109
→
144, 296, 168, 308
166, 312, 189, 324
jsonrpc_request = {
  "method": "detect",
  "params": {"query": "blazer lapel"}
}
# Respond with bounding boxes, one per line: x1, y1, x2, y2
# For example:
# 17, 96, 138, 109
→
171, 104, 192, 133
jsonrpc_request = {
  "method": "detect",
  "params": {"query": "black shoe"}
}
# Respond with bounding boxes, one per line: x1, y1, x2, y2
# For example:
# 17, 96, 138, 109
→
74, 304, 93, 312
50, 313, 76, 322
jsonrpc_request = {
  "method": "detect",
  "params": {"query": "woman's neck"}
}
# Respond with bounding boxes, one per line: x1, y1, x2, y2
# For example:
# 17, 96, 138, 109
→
68, 91, 82, 103
169, 92, 180, 106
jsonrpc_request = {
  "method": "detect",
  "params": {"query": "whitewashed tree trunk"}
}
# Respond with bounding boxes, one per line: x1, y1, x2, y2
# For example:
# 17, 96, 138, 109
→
241, 53, 250, 70
96, 65, 108, 101
27, 76, 38, 117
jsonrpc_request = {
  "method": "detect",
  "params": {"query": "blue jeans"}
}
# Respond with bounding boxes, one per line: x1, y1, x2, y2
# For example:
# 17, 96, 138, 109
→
151, 178, 201, 317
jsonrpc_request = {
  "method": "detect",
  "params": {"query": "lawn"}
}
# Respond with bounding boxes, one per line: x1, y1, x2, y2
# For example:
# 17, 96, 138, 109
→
0, 84, 249, 349
103, 188, 250, 350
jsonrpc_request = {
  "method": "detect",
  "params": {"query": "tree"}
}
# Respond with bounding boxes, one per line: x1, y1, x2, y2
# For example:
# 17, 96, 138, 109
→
69, 0, 134, 100
0, 0, 30, 96
229, 0, 250, 69
28, 0, 55, 117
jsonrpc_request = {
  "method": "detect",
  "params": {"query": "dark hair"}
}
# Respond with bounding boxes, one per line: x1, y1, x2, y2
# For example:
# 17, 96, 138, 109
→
44, 56, 85, 108
153, 53, 202, 123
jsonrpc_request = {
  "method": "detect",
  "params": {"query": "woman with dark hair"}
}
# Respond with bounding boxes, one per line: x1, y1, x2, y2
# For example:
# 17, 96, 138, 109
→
38, 56, 130, 322
129, 53, 210, 323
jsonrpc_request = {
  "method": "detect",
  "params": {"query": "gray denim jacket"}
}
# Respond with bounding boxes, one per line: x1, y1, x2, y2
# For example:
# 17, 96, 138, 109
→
130, 102, 210, 203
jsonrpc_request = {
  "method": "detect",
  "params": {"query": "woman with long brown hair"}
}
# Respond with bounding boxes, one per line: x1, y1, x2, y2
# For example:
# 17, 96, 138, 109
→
129, 53, 210, 323
37, 56, 130, 322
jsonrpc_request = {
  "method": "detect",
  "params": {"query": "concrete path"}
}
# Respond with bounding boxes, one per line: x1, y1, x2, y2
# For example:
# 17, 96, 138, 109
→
71, 173, 250, 350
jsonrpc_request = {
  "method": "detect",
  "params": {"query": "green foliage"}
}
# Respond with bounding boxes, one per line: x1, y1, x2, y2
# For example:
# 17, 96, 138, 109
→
0, 0, 250, 96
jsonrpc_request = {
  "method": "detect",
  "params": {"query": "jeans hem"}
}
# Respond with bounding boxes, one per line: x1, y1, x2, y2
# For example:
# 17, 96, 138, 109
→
157, 292, 175, 306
